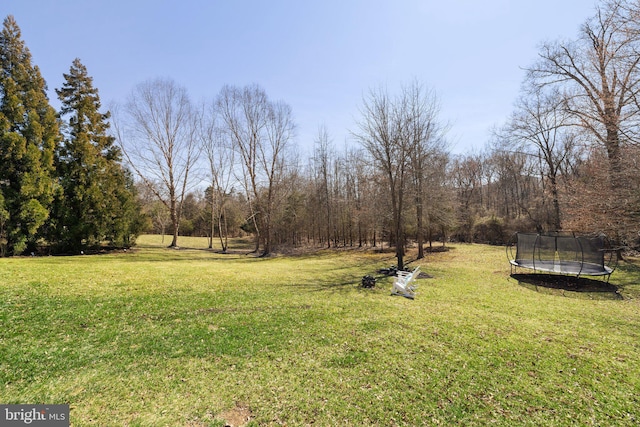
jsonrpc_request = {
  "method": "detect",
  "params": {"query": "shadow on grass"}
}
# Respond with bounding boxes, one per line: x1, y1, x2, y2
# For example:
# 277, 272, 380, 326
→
278, 251, 439, 294
112, 246, 261, 263
292, 269, 433, 295
286, 256, 401, 294
511, 273, 623, 300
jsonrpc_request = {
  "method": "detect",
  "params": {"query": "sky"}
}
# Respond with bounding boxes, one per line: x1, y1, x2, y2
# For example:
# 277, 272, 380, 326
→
3, 0, 598, 156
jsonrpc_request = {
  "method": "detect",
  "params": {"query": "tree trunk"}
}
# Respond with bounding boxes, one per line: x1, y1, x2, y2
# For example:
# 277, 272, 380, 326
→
209, 193, 215, 249
217, 209, 228, 252
170, 198, 179, 247
549, 174, 561, 231
416, 194, 424, 259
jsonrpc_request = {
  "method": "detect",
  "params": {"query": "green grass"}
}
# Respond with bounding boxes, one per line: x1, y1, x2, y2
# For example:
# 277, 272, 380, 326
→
1, 236, 639, 426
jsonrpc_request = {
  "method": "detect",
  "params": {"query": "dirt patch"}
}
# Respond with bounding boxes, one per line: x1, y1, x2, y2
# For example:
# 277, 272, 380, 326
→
417, 272, 433, 279
219, 405, 253, 427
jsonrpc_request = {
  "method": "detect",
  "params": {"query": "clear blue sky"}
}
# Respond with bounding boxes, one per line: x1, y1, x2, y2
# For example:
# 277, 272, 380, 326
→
4, 0, 596, 155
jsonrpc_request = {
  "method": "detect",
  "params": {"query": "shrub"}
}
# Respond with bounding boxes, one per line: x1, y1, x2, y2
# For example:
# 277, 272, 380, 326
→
473, 216, 506, 245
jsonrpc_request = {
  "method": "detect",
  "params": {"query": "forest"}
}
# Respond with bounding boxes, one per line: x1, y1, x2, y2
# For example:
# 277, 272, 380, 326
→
1, 0, 640, 258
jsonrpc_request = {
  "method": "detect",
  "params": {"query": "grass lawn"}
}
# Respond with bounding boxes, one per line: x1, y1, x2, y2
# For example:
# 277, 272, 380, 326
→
1, 235, 639, 426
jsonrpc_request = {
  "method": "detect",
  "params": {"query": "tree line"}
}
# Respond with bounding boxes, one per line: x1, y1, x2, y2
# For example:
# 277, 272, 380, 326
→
2, 0, 640, 261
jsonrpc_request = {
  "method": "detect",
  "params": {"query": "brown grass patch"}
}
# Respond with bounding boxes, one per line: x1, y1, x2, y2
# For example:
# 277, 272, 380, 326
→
219, 404, 253, 427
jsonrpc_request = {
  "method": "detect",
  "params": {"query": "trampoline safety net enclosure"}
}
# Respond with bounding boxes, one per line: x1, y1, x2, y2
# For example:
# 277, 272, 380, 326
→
507, 232, 616, 280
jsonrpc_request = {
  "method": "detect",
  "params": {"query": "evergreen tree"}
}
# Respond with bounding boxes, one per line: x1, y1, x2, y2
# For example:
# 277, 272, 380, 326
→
54, 58, 141, 252
0, 15, 58, 255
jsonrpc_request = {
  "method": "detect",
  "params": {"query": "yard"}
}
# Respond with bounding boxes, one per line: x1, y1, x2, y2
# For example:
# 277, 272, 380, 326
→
1, 236, 639, 426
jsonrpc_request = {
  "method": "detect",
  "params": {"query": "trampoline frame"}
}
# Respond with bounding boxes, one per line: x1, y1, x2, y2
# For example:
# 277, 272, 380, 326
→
506, 232, 617, 282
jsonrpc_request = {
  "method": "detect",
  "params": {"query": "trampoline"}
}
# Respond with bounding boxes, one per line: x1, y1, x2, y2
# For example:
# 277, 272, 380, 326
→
507, 232, 617, 281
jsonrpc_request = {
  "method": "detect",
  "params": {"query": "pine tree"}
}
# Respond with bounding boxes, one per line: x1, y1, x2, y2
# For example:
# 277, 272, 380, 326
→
54, 58, 141, 252
0, 15, 58, 255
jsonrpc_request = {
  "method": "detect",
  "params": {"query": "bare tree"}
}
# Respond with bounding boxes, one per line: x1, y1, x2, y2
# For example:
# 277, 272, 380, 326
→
450, 154, 484, 242
216, 84, 295, 256
344, 146, 373, 247
313, 125, 335, 248
527, 0, 640, 178
563, 144, 640, 242
425, 151, 455, 248
402, 82, 449, 259
505, 89, 580, 230
114, 78, 199, 248
200, 103, 235, 251
489, 137, 549, 232
353, 82, 448, 265
261, 100, 296, 255
354, 84, 424, 270
216, 84, 264, 253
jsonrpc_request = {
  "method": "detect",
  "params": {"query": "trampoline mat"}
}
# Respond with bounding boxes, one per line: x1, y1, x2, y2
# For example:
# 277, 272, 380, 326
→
512, 259, 613, 276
